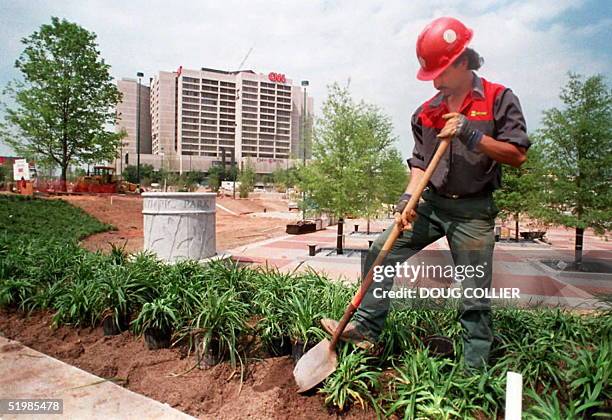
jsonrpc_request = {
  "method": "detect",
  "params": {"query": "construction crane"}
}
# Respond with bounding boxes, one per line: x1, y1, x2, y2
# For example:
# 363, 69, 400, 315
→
237, 46, 254, 70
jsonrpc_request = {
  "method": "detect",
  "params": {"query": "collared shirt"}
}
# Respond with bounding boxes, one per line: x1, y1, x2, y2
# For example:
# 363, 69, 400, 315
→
408, 72, 531, 196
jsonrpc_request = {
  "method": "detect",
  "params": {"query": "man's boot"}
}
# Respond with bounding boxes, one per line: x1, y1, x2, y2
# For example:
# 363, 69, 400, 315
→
320, 318, 375, 350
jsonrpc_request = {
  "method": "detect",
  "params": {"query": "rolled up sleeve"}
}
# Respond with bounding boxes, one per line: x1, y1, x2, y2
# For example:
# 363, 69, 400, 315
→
494, 89, 531, 149
407, 107, 427, 170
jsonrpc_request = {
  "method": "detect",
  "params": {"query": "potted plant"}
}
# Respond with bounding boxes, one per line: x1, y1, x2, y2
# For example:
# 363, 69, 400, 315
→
132, 295, 179, 350
252, 269, 301, 357
284, 293, 325, 362
187, 288, 249, 368
257, 310, 292, 357
97, 266, 146, 336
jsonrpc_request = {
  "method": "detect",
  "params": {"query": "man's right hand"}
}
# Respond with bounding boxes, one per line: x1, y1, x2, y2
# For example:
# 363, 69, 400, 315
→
393, 193, 418, 231
395, 209, 417, 231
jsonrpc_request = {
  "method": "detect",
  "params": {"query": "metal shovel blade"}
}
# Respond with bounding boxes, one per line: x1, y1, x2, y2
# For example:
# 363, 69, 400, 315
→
293, 338, 338, 392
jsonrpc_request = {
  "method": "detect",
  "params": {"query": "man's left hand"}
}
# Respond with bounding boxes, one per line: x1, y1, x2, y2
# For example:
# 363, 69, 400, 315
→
437, 112, 465, 139
437, 112, 484, 151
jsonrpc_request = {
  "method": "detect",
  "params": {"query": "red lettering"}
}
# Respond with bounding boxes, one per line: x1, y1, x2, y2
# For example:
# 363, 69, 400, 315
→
268, 72, 286, 84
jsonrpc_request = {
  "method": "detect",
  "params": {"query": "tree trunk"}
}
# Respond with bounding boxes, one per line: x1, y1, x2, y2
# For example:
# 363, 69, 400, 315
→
515, 213, 519, 242
336, 218, 344, 255
367, 217, 371, 235
575, 227, 584, 269
60, 165, 68, 192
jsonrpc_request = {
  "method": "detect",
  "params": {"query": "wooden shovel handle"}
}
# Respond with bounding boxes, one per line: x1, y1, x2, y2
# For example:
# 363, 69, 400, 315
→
330, 138, 451, 349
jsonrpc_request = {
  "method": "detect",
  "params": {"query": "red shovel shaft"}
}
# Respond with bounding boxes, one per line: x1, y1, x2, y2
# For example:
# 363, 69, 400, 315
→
330, 138, 451, 349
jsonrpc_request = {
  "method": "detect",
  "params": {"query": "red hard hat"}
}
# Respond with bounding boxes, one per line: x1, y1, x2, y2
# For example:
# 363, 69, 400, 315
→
416, 17, 473, 81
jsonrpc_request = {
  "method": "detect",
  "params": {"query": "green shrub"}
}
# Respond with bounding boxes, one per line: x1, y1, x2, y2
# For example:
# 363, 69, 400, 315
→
320, 345, 381, 413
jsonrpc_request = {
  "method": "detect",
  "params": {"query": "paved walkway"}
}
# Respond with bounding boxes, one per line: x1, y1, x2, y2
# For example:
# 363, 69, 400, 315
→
0, 337, 194, 420
227, 219, 612, 309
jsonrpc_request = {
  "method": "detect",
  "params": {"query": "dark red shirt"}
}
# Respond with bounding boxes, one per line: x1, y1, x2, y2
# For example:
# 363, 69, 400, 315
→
408, 72, 530, 196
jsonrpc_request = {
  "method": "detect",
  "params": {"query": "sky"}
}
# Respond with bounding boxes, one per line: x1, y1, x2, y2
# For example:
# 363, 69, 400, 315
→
0, 0, 611, 159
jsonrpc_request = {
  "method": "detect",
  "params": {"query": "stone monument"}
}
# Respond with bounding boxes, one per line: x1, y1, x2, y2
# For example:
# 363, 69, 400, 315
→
142, 192, 216, 262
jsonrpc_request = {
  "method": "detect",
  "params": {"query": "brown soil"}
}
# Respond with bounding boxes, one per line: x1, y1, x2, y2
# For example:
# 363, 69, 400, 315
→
0, 309, 375, 419
50, 195, 290, 254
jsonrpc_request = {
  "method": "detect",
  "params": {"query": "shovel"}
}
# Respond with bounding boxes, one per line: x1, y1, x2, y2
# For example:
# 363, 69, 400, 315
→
293, 137, 452, 393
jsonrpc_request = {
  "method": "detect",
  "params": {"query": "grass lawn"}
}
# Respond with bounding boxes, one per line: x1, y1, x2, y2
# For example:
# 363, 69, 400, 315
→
0, 195, 112, 240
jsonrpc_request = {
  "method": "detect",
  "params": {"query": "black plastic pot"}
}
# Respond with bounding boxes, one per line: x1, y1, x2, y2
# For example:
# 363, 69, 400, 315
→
291, 339, 315, 363
195, 336, 223, 367
423, 335, 454, 358
144, 327, 171, 350
266, 335, 292, 357
102, 313, 130, 336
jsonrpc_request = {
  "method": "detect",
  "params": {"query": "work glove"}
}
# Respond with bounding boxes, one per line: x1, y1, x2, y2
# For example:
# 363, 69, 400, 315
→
437, 112, 484, 151
394, 193, 412, 215
394, 193, 417, 232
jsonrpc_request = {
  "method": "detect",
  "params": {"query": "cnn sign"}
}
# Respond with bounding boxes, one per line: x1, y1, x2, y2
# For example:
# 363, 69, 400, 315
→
268, 72, 286, 83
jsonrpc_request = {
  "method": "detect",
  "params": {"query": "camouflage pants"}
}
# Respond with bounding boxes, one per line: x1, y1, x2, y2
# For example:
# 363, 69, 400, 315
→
353, 188, 499, 368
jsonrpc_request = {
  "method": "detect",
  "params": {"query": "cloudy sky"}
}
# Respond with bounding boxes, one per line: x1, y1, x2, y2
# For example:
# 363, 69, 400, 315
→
1, 0, 610, 158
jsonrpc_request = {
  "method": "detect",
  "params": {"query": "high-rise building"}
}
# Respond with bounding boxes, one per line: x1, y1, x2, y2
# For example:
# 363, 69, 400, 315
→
147, 67, 313, 173
115, 78, 152, 173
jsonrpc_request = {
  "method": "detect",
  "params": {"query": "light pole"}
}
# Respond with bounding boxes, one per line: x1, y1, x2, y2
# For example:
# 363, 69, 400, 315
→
301, 80, 309, 220
136, 72, 144, 187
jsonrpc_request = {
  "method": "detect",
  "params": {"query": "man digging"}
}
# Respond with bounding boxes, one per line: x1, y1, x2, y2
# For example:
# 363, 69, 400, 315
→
321, 16, 530, 370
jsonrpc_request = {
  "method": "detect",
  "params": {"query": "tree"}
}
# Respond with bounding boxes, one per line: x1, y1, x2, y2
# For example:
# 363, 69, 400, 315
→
535, 73, 611, 267
380, 149, 410, 219
272, 166, 298, 192
299, 83, 407, 252
494, 145, 545, 241
123, 164, 155, 184
0, 17, 124, 191
207, 165, 224, 192
238, 160, 256, 198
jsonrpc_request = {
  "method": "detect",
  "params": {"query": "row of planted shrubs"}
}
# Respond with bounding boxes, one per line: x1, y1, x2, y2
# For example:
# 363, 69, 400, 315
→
1, 233, 610, 418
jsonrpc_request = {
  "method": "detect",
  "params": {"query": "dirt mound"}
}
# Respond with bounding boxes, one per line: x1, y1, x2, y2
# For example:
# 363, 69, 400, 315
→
217, 196, 289, 214
0, 309, 374, 419
52, 195, 289, 253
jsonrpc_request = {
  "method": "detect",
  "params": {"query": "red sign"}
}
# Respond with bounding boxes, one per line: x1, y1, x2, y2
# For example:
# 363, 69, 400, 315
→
268, 72, 286, 83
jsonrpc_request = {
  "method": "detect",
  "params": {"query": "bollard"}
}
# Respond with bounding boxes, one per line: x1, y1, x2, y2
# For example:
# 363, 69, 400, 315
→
308, 244, 316, 256
354, 224, 359, 232
368, 240, 373, 248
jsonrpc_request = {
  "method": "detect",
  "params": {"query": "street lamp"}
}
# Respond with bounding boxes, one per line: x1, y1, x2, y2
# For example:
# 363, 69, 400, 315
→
301, 80, 309, 220
136, 72, 144, 187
